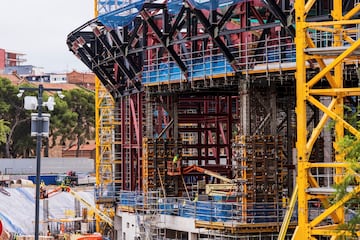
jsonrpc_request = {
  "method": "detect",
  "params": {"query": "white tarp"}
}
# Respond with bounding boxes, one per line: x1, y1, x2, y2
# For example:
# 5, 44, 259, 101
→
0, 187, 94, 235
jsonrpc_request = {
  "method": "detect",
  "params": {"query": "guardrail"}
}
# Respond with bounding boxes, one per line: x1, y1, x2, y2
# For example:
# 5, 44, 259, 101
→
117, 191, 298, 224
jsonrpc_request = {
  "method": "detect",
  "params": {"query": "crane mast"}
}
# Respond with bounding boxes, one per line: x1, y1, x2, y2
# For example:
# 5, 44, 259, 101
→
294, 0, 360, 239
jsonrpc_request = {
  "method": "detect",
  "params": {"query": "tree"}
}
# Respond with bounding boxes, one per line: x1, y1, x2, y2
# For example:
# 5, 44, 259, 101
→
0, 120, 10, 144
11, 120, 35, 157
327, 104, 360, 239
0, 77, 95, 157
51, 88, 95, 157
0, 78, 29, 157
49, 94, 78, 148
333, 135, 360, 239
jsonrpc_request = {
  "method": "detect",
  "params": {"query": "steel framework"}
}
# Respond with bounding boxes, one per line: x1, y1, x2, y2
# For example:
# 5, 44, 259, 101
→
67, 0, 300, 236
294, 0, 360, 239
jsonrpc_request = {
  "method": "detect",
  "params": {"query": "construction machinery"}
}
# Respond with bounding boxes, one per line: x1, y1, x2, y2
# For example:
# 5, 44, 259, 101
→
55, 171, 78, 186
169, 163, 241, 196
41, 185, 113, 232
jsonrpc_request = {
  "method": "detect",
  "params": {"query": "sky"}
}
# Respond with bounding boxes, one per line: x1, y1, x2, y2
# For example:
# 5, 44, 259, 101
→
0, 0, 94, 73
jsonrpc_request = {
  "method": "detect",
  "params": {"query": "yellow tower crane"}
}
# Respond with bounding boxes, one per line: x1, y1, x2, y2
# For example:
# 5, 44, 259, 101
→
293, 0, 360, 239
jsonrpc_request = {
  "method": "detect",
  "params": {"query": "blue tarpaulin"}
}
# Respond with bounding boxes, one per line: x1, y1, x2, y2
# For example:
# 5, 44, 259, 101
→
99, 0, 248, 27
168, 0, 183, 15
98, 0, 145, 28
169, 0, 247, 15
187, 0, 248, 10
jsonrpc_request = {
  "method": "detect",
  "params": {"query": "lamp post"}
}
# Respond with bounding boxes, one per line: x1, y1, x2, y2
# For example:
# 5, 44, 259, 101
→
19, 84, 63, 240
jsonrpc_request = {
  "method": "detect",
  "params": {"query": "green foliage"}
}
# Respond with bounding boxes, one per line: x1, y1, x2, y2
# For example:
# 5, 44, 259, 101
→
0, 120, 10, 144
333, 135, 360, 238
0, 78, 29, 157
0, 76, 95, 158
11, 120, 35, 157
50, 88, 95, 156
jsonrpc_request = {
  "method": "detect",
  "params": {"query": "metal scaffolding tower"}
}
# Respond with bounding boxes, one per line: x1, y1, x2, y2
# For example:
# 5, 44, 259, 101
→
94, 0, 121, 235
294, 0, 360, 239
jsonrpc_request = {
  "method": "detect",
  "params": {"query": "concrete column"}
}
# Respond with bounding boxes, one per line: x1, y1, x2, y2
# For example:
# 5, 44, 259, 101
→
239, 79, 250, 135
114, 216, 122, 240
189, 232, 198, 240
270, 84, 277, 135
43, 199, 49, 235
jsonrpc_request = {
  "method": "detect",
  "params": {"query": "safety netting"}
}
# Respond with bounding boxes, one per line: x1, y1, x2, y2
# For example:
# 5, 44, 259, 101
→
188, 0, 249, 10
168, 0, 183, 15
98, 0, 124, 15
169, 0, 249, 14
98, 0, 145, 28
98, 0, 249, 28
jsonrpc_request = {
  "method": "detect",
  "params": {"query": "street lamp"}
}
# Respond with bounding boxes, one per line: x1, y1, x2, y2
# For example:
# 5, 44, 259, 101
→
19, 84, 63, 240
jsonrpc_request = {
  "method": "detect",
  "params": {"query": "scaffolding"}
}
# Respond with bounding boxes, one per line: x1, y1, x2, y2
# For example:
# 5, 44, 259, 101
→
95, 77, 118, 234
232, 135, 287, 224
142, 138, 182, 196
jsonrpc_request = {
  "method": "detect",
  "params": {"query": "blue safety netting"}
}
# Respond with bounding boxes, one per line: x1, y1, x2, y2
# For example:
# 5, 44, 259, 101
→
187, 0, 248, 10
98, 0, 145, 28
99, 0, 250, 24
97, 0, 124, 16
168, 0, 183, 15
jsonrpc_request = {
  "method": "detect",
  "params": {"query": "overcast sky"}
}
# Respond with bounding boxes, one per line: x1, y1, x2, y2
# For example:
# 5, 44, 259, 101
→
0, 0, 94, 73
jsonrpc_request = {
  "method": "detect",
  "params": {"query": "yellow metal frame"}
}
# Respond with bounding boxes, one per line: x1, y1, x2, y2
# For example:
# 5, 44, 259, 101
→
278, 184, 298, 240
294, 0, 360, 239
94, 0, 116, 233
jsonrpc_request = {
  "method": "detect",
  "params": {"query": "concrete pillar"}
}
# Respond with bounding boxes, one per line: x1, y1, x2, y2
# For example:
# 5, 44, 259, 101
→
114, 216, 122, 240
43, 199, 49, 235
270, 84, 277, 135
189, 232, 198, 240
239, 79, 250, 135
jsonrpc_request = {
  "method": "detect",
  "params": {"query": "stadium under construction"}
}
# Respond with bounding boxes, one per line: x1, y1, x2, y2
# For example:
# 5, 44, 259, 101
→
66, 0, 360, 239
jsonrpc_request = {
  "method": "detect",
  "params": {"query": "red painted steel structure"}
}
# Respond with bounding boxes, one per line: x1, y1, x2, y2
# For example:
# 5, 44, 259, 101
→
117, 93, 144, 191
67, 0, 299, 193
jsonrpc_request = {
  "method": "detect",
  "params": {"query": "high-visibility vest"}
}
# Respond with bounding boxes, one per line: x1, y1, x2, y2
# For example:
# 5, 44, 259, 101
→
173, 154, 179, 163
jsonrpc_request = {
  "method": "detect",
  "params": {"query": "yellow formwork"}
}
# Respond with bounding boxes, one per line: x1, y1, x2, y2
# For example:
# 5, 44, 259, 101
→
294, 0, 360, 239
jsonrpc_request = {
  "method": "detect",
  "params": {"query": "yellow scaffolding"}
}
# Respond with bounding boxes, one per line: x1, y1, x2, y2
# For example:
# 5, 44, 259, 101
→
294, 0, 360, 239
94, 0, 117, 234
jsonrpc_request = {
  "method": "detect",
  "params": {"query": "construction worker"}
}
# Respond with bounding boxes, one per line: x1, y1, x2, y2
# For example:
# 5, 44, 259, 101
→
40, 180, 47, 199
193, 193, 198, 202
173, 154, 179, 163
172, 153, 181, 171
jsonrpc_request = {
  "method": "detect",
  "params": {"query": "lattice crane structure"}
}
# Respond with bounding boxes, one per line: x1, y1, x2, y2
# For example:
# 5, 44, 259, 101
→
294, 0, 360, 239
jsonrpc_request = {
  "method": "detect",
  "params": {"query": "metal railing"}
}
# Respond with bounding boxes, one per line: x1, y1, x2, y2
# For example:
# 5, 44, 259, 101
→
142, 35, 297, 85
117, 190, 296, 224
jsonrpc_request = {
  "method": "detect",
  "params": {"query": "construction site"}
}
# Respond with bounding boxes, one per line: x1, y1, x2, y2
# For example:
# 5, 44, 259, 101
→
58, 0, 360, 239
